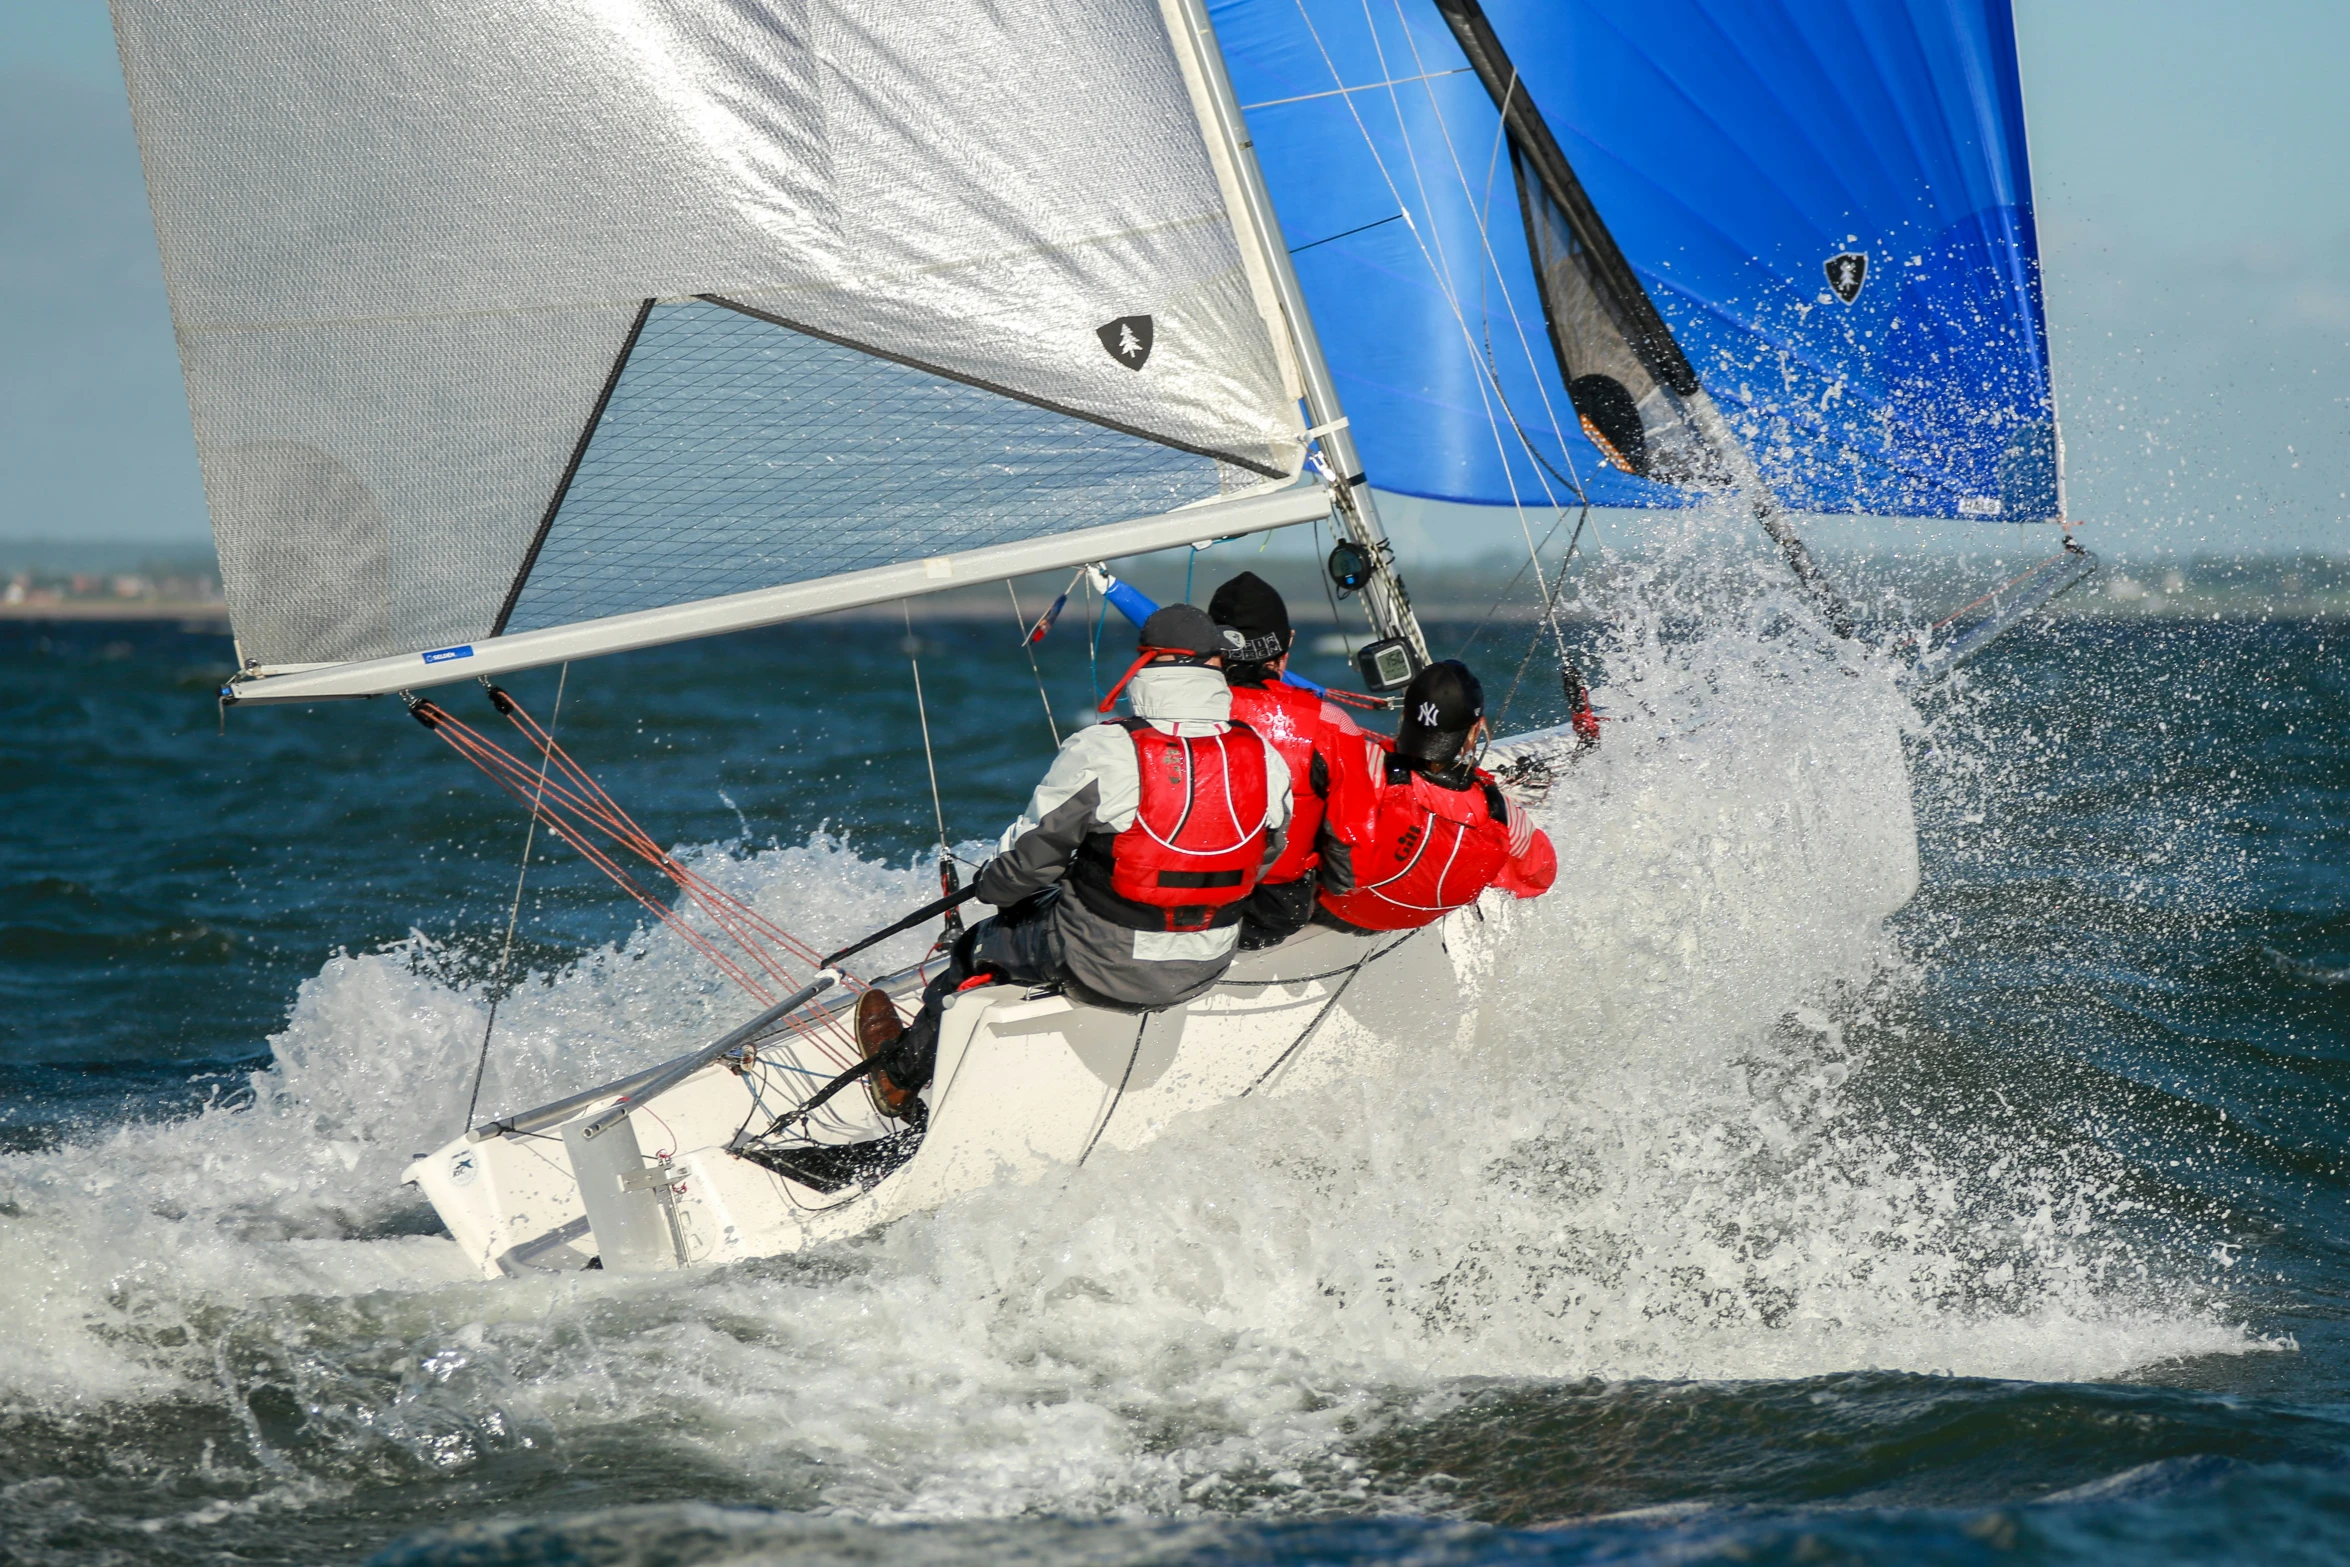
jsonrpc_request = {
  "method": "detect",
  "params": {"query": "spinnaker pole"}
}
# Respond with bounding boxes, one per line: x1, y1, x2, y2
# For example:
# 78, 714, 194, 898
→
1165, 0, 1432, 667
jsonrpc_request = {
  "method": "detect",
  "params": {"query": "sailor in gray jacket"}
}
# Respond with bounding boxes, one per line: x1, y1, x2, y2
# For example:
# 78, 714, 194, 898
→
858, 605, 1291, 1113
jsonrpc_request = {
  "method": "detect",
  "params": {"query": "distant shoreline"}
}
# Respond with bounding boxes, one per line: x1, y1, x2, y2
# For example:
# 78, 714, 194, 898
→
5, 580, 2345, 633
0, 601, 231, 624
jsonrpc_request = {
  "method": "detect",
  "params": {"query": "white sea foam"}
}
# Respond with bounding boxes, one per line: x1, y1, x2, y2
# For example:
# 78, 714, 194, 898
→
0, 519, 2270, 1517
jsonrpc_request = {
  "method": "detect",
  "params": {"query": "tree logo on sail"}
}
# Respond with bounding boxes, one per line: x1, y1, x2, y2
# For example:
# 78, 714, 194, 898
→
1824, 252, 1869, 305
1097, 315, 1155, 370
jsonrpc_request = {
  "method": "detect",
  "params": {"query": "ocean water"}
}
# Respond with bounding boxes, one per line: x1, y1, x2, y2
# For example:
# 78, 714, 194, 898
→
1, 548, 2345, 1566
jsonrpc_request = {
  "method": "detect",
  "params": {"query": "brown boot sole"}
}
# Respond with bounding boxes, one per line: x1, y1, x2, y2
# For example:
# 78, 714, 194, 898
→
854, 989, 917, 1120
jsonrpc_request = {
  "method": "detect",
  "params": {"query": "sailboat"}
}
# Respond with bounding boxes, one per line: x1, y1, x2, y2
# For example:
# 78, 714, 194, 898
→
110, 0, 2080, 1278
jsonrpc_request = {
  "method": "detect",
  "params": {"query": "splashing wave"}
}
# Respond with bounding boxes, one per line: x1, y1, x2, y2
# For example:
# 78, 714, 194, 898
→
0, 519, 2265, 1526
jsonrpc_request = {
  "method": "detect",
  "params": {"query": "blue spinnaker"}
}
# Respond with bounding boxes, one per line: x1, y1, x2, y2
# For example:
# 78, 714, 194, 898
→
1213, 0, 2061, 521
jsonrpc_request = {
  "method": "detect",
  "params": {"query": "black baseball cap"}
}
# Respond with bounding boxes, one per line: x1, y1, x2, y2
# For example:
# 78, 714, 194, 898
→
1395, 660, 1485, 762
1138, 604, 1228, 663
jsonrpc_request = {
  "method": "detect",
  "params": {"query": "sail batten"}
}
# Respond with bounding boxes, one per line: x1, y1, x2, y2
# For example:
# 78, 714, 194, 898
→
492, 300, 660, 639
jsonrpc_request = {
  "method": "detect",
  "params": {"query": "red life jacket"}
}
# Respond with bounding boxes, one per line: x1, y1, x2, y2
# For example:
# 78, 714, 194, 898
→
1228, 678, 1337, 885
1318, 750, 1525, 932
1069, 717, 1274, 933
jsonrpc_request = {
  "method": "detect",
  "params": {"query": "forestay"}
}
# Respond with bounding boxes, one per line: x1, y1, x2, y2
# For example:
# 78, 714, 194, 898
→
1211, 0, 2064, 523
112, 0, 1318, 698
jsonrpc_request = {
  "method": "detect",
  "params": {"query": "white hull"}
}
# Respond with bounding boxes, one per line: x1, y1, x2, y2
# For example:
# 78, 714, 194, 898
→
407, 919, 1471, 1279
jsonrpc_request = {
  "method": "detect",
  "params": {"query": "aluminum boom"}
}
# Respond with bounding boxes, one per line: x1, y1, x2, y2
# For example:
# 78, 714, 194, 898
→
225, 482, 1329, 705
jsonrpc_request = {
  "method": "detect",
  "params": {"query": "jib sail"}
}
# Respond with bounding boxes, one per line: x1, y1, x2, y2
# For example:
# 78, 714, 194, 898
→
111, 0, 1326, 702
1211, 0, 2065, 525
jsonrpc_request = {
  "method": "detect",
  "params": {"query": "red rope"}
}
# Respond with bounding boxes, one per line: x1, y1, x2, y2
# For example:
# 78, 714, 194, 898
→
414, 694, 860, 1064
1931, 548, 2079, 633
1317, 685, 1391, 712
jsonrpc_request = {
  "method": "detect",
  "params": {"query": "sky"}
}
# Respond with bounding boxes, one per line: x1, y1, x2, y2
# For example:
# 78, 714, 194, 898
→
1, 1, 2344, 559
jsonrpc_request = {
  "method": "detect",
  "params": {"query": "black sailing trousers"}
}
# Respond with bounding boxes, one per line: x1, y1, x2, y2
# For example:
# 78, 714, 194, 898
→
875, 892, 1068, 1095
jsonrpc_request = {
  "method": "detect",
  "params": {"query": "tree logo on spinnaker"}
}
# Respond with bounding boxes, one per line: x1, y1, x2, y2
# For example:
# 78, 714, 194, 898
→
1824, 252, 1869, 304
1097, 315, 1154, 370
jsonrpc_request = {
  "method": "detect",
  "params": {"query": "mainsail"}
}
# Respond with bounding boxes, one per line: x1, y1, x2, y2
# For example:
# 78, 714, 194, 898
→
1211, 0, 2066, 527
112, 0, 1337, 702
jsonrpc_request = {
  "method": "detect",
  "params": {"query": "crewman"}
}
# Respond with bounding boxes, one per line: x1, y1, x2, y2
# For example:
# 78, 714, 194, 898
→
1316, 659, 1557, 933
1204, 572, 1370, 947
857, 605, 1292, 1112
1089, 568, 1369, 948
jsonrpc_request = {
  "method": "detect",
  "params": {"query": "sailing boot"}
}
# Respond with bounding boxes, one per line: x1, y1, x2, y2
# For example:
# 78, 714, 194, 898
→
854, 989, 919, 1120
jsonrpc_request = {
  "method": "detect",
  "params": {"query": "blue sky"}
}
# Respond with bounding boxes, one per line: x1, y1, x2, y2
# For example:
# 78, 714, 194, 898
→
1, 1, 2344, 558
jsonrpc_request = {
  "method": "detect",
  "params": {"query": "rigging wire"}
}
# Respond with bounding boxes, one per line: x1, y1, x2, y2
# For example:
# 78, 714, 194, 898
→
462, 661, 567, 1132
1451, 502, 1578, 662
1413, 35, 1587, 490
1241, 932, 1413, 1096
902, 602, 952, 866
440, 707, 808, 986
1074, 1016, 1150, 1169
1390, 31, 1585, 679
413, 694, 860, 1066
1289, 1, 1586, 678
1088, 574, 1108, 707
1006, 579, 1061, 746
1463, 74, 1599, 678
1927, 547, 2084, 634
1496, 506, 1595, 726
1333, 11, 1612, 718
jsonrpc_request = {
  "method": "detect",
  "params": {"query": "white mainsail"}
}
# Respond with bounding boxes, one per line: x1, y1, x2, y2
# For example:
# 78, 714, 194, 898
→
111, 0, 1325, 699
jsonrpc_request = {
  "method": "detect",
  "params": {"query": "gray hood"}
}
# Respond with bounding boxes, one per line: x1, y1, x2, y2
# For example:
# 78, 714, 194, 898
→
1127, 664, 1232, 724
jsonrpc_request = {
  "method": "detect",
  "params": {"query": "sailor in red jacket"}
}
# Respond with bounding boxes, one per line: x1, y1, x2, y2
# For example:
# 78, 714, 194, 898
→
1316, 659, 1556, 933
1205, 572, 1367, 949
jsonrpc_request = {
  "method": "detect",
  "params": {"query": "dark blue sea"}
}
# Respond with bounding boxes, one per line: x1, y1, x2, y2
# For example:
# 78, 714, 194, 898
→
2, 561, 2346, 1566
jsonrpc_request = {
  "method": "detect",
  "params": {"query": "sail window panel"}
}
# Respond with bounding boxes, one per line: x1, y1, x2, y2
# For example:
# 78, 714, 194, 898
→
1510, 153, 1713, 488
503, 302, 1229, 635
189, 303, 641, 667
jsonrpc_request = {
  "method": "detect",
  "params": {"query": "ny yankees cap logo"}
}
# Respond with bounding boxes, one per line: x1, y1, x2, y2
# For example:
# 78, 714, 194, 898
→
1417, 701, 1442, 727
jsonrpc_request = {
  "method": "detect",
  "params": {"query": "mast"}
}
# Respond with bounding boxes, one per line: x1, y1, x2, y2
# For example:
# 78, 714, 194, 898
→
1163, 0, 1432, 667
1431, 0, 1859, 639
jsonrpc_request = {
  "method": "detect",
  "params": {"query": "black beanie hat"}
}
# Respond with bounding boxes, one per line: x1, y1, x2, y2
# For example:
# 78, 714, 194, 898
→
1395, 660, 1486, 763
1208, 571, 1293, 664
1137, 603, 1228, 662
